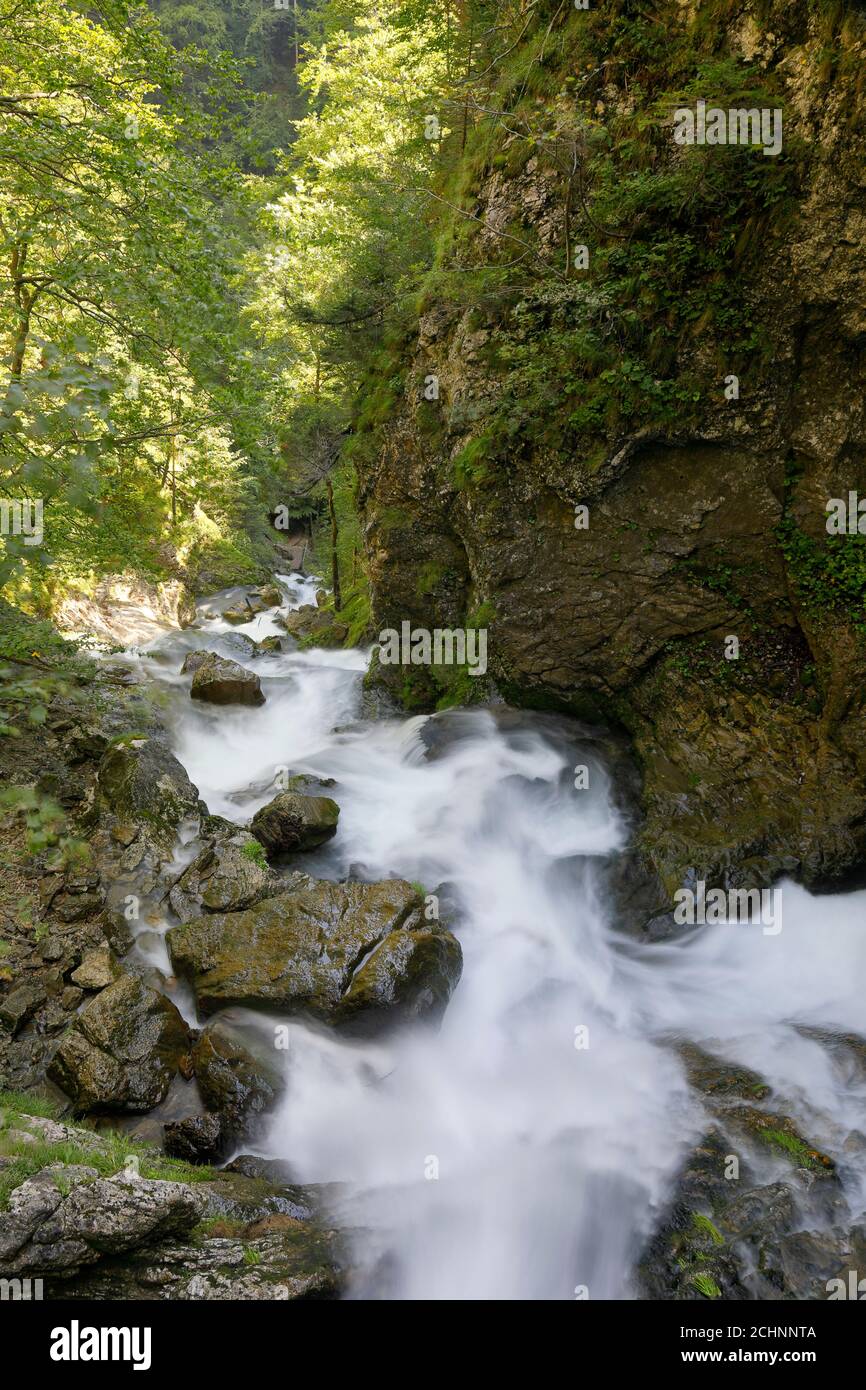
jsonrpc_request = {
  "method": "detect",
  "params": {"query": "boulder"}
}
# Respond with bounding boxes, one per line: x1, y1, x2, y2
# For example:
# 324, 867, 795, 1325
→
167, 831, 284, 920
97, 737, 200, 857
192, 1014, 284, 1140
48, 973, 191, 1113
0, 1167, 204, 1278
256, 585, 283, 607
276, 606, 348, 646
70, 948, 120, 992
180, 650, 210, 675
163, 1113, 226, 1165
222, 590, 277, 623
166, 878, 462, 1029
189, 653, 265, 707
250, 792, 340, 857
222, 599, 259, 624
338, 925, 464, 1034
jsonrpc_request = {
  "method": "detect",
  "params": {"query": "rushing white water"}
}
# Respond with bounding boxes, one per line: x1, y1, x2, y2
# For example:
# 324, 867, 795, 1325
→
131, 574, 866, 1300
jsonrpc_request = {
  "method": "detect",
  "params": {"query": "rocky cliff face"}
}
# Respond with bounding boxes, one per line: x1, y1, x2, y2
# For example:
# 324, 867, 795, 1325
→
358, 0, 866, 903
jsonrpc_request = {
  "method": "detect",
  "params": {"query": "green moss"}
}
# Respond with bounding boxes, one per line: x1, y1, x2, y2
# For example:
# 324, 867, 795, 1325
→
692, 1212, 724, 1246
452, 435, 493, 490
416, 561, 449, 598
692, 1272, 722, 1299
757, 1125, 832, 1170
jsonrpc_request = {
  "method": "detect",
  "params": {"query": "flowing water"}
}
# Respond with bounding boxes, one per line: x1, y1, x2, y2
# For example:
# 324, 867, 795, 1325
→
121, 574, 866, 1300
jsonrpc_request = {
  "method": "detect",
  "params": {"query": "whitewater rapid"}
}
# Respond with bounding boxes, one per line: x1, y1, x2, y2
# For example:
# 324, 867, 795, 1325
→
128, 573, 866, 1300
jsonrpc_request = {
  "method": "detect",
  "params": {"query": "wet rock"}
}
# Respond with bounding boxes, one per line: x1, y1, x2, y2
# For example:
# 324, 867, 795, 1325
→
163, 1113, 225, 1164
167, 878, 462, 1028
97, 737, 200, 857
180, 650, 210, 676
637, 1128, 755, 1300
167, 831, 284, 920
225, 1155, 298, 1186
256, 585, 283, 608
250, 792, 340, 857
677, 1043, 771, 1105
258, 636, 283, 654
755, 1225, 866, 1300
189, 653, 265, 707
48, 974, 191, 1114
721, 1106, 836, 1176
338, 925, 464, 1034
192, 1014, 284, 1141
219, 631, 258, 658
222, 590, 274, 623
276, 606, 348, 646
0, 1168, 204, 1278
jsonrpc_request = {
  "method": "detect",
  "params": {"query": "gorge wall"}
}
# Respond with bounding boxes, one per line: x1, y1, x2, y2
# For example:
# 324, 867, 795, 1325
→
357, 0, 866, 903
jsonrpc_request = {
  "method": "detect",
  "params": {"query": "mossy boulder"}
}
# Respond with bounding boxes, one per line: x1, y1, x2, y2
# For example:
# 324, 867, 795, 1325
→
250, 792, 340, 858
97, 737, 200, 857
189, 652, 265, 707
48, 973, 191, 1114
168, 831, 286, 920
338, 924, 464, 1035
166, 877, 462, 1029
276, 606, 348, 647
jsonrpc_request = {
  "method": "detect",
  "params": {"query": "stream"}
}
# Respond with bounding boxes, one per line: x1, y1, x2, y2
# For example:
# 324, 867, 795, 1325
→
115, 573, 866, 1300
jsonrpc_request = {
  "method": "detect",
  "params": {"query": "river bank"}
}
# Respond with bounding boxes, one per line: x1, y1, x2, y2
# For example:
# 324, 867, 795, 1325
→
1, 574, 864, 1300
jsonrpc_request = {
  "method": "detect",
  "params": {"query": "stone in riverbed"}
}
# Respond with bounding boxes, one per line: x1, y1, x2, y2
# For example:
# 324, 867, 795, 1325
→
166, 878, 462, 1029
250, 791, 340, 857
189, 652, 265, 707
338, 925, 464, 1035
167, 830, 285, 920
255, 584, 283, 608
48, 973, 191, 1113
